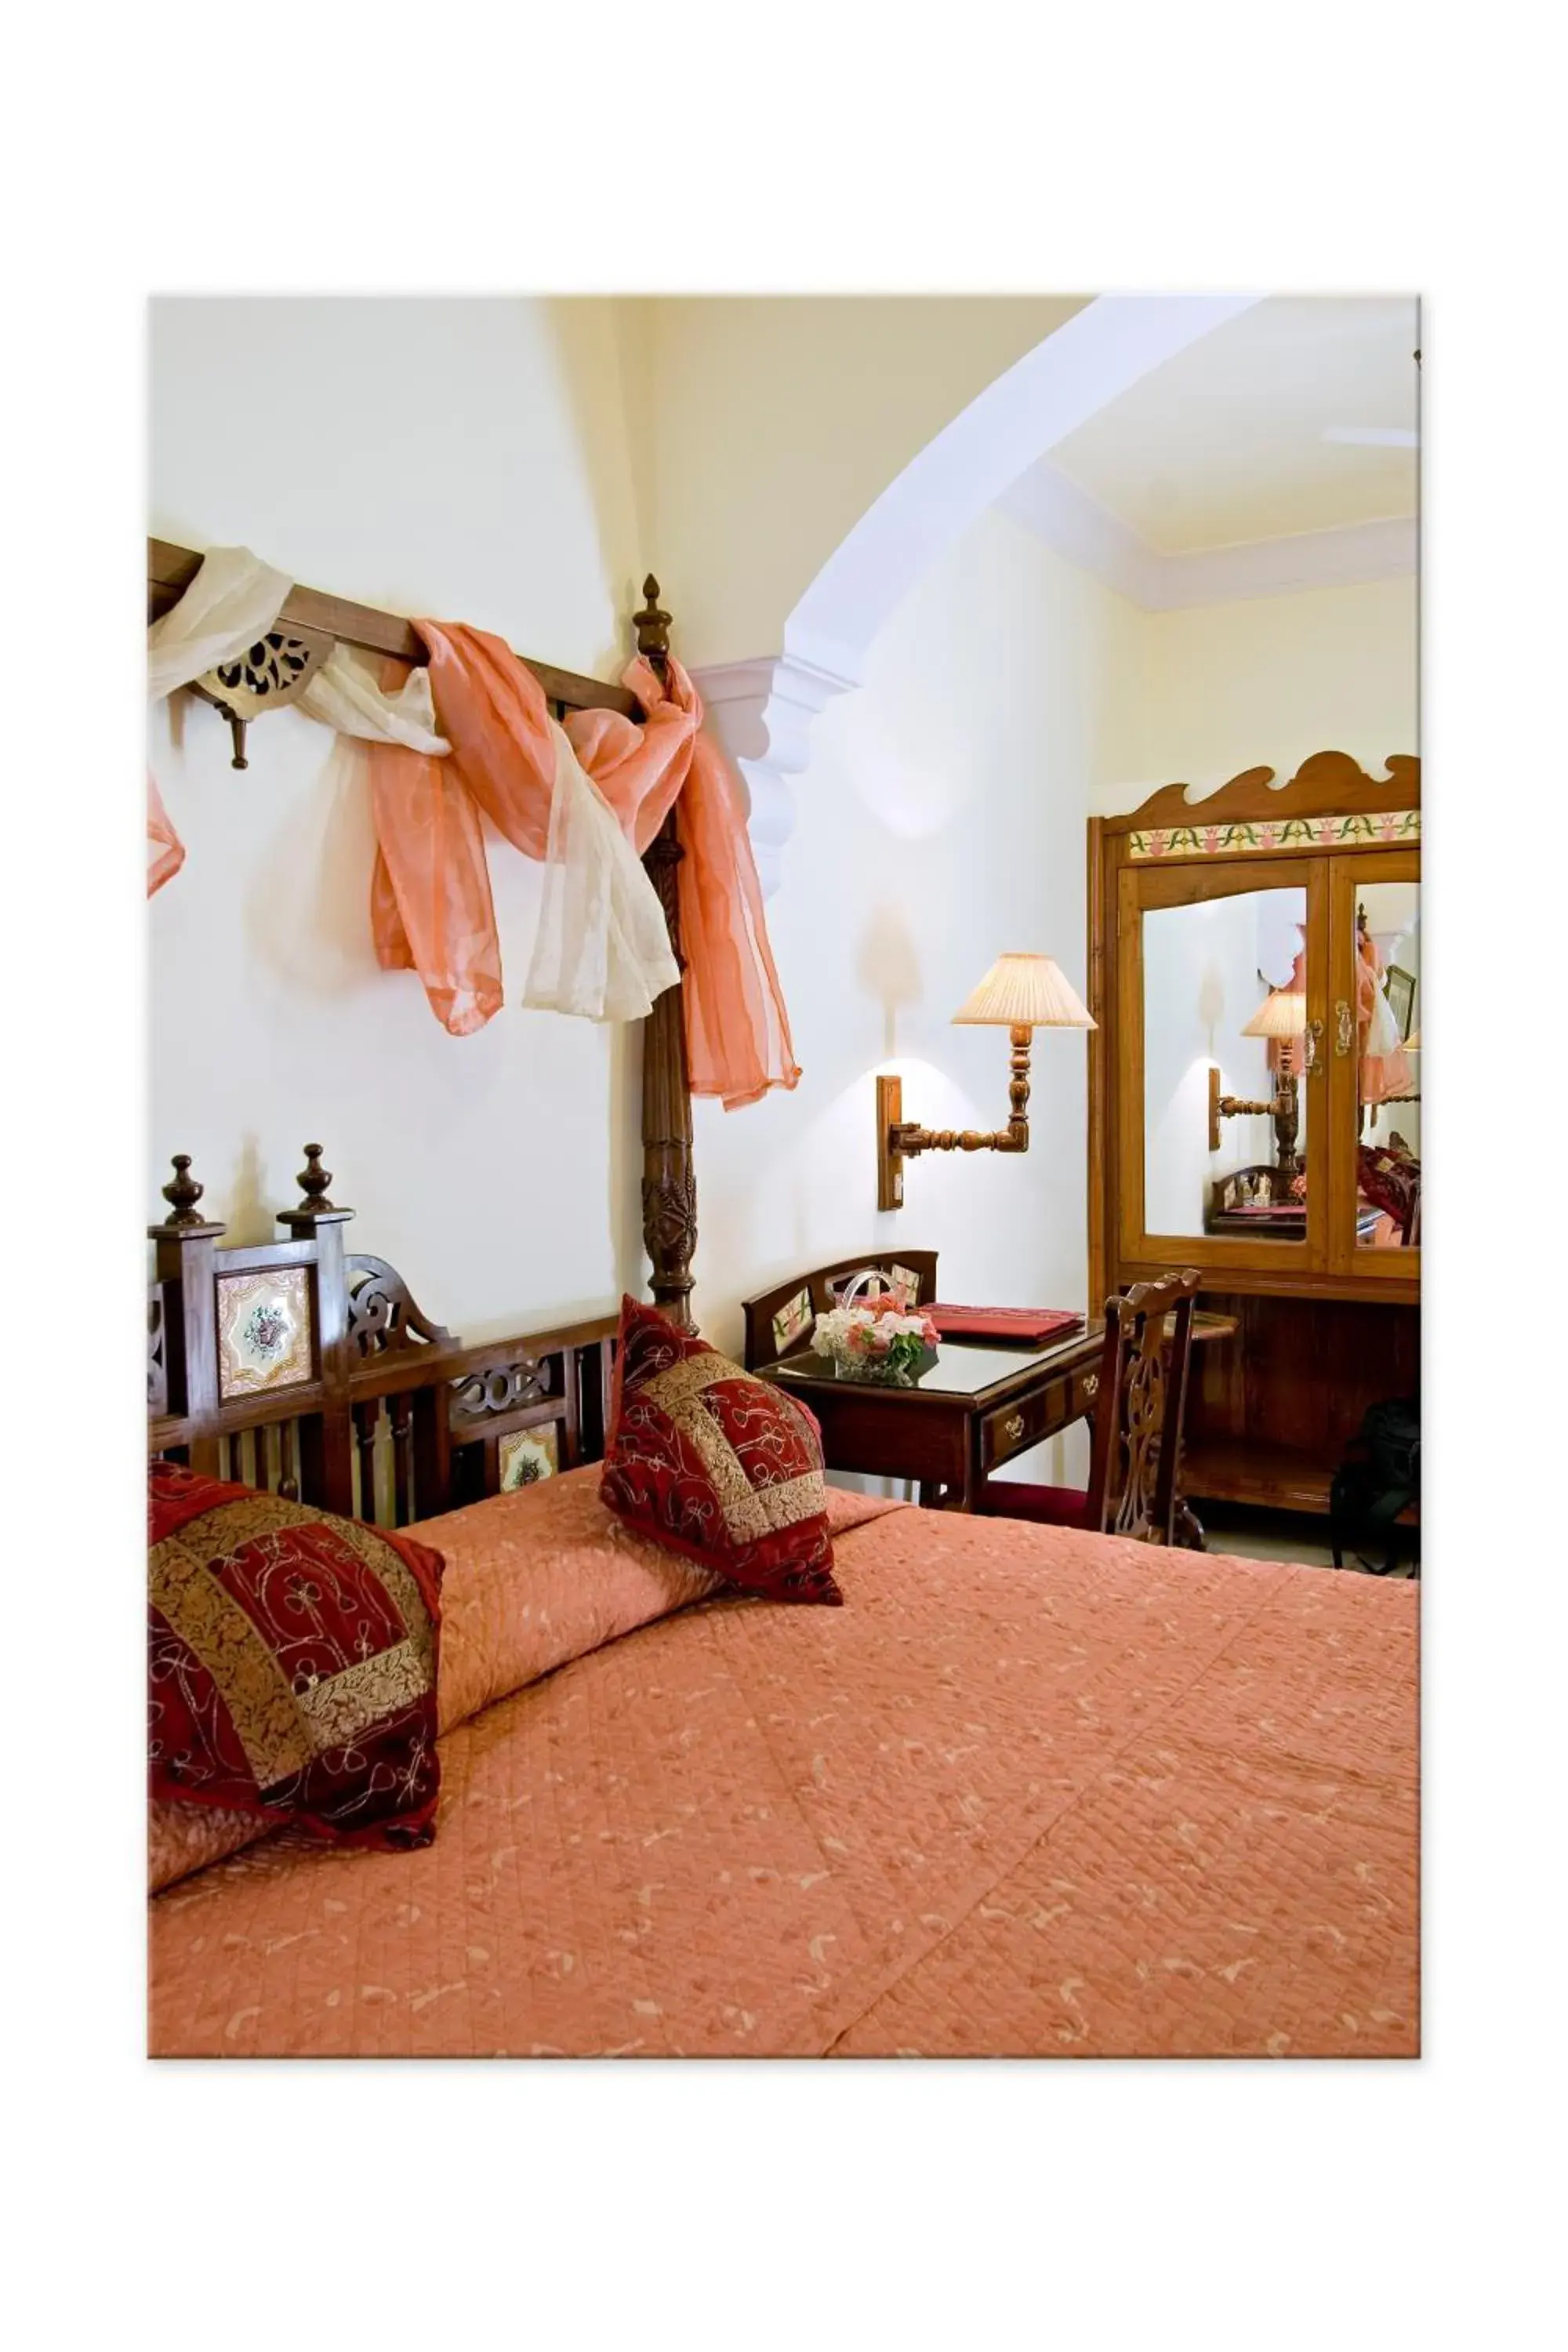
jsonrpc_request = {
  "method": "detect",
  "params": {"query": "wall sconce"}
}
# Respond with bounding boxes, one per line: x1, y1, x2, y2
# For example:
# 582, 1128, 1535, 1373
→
877, 953, 1095, 1210
1207, 984, 1323, 1178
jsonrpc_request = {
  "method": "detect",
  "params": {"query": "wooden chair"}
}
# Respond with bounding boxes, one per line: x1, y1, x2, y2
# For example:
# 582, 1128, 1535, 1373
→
976, 1269, 1202, 1547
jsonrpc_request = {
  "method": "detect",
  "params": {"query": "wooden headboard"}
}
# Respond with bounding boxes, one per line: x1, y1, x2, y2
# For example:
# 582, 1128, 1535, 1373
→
148, 1145, 618, 1530
147, 543, 701, 1364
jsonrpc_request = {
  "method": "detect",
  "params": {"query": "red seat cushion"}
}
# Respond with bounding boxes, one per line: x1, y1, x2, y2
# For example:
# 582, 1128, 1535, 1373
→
148, 1459, 445, 1849
977, 1481, 1093, 1530
600, 1295, 841, 1604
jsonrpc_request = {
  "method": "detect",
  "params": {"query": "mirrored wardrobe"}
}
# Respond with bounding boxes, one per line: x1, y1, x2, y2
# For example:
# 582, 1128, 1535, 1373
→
1088, 752, 1420, 1515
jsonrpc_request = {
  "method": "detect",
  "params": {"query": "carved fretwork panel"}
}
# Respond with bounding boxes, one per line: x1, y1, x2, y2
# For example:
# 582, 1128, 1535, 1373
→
190, 622, 334, 768
345, 1256, 453, 1359
202, 630, 326, 706
147, 1287, 168, 1414
450, 1358, 549, 1428
1110, 1333, 1168, 1540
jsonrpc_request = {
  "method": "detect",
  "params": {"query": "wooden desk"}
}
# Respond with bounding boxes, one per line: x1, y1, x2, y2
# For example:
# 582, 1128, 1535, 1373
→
760, 1311, 1238, 1517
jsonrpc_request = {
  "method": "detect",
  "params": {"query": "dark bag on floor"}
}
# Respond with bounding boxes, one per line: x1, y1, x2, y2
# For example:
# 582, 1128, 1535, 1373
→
1330, 1396, 1420, 1574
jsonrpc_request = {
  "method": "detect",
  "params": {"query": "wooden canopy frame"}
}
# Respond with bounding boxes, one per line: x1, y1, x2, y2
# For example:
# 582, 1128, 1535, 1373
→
147, 538, 699, 1331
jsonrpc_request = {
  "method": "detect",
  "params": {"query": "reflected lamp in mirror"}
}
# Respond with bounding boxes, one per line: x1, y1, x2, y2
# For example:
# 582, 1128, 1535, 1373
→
877, 953, 1095, 1210
1206, 983, 1322, 1179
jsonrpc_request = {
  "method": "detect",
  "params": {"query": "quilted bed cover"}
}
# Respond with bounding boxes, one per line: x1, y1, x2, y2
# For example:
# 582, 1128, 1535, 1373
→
149, 1496, 1417, 2058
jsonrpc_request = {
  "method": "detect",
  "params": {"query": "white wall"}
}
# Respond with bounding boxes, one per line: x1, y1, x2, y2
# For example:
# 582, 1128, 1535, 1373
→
1092, 573, 1418, 814
690, 506, 1140, 1486
691, 506, 1135, 1338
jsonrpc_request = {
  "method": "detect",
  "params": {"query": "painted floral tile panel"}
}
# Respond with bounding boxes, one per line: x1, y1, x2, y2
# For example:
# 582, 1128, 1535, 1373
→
216, 1267, 314, 1399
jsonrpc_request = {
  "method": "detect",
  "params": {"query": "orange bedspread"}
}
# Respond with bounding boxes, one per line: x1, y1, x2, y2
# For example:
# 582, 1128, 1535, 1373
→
149, 1502, 1417, 2058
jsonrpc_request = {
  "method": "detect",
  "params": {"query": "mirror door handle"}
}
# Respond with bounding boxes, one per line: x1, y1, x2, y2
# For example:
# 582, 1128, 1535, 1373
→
1334, 999, 1355, 1057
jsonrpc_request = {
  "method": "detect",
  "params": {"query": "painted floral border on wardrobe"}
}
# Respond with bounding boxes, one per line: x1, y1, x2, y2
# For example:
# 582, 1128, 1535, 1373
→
1127, 808, 1421, 862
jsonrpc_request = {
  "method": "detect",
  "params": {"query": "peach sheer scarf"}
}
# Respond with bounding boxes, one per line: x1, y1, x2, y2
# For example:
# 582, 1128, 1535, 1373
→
369, 626, 800, 1109
146, 772, 185, 895
1357, 930, 1412, 1105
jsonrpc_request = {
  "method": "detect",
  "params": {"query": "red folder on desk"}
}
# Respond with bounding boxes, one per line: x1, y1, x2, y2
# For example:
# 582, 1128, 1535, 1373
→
927, 1305, 1085, 1345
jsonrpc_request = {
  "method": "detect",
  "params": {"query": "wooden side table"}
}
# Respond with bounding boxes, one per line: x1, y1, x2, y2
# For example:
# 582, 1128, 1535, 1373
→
760, 1329, 1104, 1513
759, 1311, 1239, 1521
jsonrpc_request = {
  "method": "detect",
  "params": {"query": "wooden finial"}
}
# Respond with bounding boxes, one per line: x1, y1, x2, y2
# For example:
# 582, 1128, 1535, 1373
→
277, 1143, 353, 1234
161, 1154, 205, 1226
633, 574, 672, 672
297, 1144, 335, 1212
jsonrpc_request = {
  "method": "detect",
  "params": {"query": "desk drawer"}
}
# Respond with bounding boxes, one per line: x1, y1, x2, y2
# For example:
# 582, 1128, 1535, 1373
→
980, 1379, 1069, 1470
1069, 1363, 1103, 1425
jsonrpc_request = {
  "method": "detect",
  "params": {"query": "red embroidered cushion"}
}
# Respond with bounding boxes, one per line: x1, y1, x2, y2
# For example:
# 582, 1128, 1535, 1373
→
1357, 1141, 1420, 1229
599, 1296, 841, 1604
148, 1460, 445, 1850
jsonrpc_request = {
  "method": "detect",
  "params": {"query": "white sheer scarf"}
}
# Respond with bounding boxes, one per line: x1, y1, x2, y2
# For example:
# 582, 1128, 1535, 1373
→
297, 644, 449, 753
525, 718, 679, 1020
147, 546, 292, 702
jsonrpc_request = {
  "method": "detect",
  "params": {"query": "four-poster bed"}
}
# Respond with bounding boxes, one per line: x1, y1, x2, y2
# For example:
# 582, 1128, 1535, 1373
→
145, 557, 1418, 2059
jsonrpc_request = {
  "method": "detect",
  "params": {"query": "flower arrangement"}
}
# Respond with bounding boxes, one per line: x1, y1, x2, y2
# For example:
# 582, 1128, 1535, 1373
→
810, 1293, 941, 1387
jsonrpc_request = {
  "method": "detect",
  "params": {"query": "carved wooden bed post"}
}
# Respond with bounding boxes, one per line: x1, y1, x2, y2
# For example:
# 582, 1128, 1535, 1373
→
148, 1156, 227, 1479
277, 1145, 357, 1515
634, 575, 699, 1330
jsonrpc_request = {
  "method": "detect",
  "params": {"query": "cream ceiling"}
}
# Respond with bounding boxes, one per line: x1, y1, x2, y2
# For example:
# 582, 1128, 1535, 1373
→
1047, 296, 1418, 554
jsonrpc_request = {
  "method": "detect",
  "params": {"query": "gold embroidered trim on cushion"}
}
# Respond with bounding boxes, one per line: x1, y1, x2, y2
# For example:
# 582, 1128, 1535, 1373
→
639, 1355, 742, 1414
296, 1639, 429, 1754
151, 1526, 312, 1789
641, 1354, 826, 1544
149, 1491, 437, 1791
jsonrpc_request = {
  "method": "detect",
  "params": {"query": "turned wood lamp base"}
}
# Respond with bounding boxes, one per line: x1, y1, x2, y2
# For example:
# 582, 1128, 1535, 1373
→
1207, 1063, 1302, 1179
877, 1027, 1033, 1212
875, 956, 1094, 1213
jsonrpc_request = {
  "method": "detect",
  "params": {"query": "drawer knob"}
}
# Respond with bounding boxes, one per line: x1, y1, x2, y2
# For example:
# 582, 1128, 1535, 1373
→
1083, 1374, 1098, 1403
1004, 1412, 1025, 1442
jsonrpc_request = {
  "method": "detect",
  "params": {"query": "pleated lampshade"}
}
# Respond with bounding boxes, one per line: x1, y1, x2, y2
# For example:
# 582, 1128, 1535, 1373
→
1242, 986, 1307, 1040
951, 953, 1096, 1029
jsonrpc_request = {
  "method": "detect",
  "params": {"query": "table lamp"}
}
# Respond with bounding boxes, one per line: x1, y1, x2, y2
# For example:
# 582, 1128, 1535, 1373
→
877, 953, 1095, 1210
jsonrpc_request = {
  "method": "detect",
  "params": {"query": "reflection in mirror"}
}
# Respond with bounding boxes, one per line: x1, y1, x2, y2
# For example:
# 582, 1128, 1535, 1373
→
1143, 886, 1309, 1240
1354, 882, 1421, 1247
